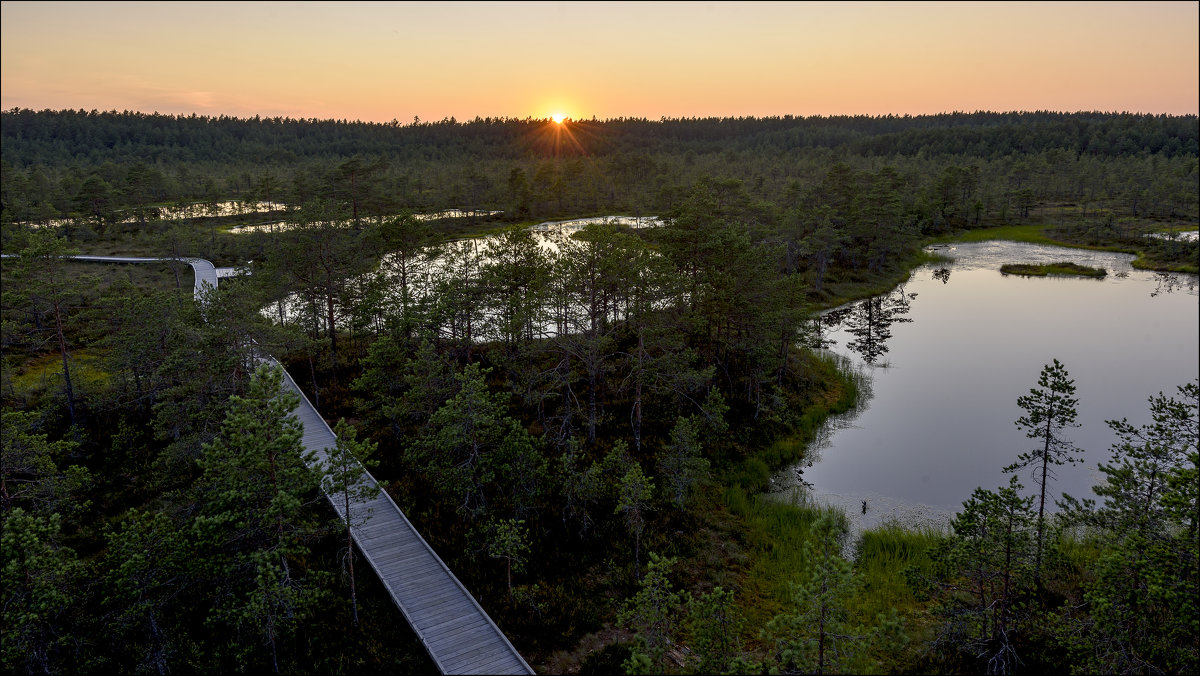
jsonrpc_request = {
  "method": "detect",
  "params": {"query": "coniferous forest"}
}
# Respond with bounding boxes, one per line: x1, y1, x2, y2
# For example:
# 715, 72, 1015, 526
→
2, 109, 1198, 674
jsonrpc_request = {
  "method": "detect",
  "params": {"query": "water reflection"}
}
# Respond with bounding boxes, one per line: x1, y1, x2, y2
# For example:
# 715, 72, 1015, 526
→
822, 286, 916, 366
413, 209, 503, 221
19, 200, 287, 229
231, 209, 506, 234
528, 215, 660, 232
265, 215, 661, 343
783, 240, 1199, 537
230, 212, 656, 235
1151, 272, 1197, 298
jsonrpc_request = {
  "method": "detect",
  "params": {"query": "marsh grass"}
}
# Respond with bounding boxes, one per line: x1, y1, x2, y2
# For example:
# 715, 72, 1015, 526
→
1046, 525, 1104, 594
1000, 261, 1107, 277
853, 521, 946, 617
929, 223, 1061, 246
721, 484, 847, 628
914, 248, 955, 266
730, 352, 860, 493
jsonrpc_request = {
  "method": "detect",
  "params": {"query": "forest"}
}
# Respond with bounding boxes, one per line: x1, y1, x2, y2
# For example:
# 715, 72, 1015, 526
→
1, 109, 1198, 674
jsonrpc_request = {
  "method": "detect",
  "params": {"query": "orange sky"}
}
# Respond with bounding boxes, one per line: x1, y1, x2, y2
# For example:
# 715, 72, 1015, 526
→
2, 1, 1197, 122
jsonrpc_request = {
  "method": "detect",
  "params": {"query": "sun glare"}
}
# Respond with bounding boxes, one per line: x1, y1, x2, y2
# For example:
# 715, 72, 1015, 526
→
552, 113, 566, 124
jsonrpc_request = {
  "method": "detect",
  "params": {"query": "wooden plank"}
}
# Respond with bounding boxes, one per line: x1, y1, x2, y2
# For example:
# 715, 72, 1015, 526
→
453, 653, 528, 675
371, 547, 437, 566
407, 583, 469, 603
438, 639, 509, 666
410, 596, 474, 619
404, 588, 469, 612
384, 554, 445, 573
413, 607, 479, 632
412, 603, 478, 629
379, 559, 443, 580
420, 608, 491, 634
466, 654, 530, 674
426, 620, 494, 652
409, 593, 474, 616
442, 643, 512, 670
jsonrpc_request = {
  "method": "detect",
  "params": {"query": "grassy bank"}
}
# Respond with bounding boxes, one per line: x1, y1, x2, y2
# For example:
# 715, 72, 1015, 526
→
932, 221, 1198, 274
929, 223, 1064, 247
810, 246, 953, 312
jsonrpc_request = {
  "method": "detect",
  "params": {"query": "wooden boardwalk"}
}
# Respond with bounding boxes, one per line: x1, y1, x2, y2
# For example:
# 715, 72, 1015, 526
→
274, 363, 533, 675
67, 255, 218, 297
67, 255, 535, 675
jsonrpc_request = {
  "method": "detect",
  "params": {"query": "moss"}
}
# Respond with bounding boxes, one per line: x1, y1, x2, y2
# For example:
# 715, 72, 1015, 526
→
1000, 261, 1107, 277
9, 349, 111, 396
1130, 254, 1199, 274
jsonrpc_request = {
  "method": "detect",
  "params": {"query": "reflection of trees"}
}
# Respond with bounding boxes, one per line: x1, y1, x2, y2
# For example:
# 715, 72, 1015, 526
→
933, 267, 951, 284
843, 286, 915, 365
1150, 272, 1197, 298
802, 312, 845, 350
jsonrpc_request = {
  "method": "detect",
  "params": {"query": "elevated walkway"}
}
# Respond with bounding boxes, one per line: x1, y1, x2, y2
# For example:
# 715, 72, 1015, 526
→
69, 255, 534, 675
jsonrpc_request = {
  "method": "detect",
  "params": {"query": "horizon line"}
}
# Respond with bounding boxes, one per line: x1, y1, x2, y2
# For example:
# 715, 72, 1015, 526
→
6, 107, 1198, 126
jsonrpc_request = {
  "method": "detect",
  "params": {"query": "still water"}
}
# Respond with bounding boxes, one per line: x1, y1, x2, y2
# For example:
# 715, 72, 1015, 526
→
774, 241, 1199, 535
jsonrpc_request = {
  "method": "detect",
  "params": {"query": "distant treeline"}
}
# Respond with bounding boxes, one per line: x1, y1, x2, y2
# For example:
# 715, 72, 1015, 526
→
3, 109, 1197, 166
2, 109, 1197, 234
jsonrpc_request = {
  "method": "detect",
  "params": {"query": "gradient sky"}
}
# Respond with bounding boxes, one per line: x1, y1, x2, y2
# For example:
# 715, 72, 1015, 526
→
2, 1, 1197, 122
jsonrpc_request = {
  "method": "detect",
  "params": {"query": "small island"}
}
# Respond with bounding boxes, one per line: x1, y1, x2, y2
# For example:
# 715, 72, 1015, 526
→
1000, 261, 1107, 277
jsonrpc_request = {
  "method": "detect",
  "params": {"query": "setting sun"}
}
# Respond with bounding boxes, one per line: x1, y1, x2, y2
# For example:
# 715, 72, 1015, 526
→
552, 113, 566, 124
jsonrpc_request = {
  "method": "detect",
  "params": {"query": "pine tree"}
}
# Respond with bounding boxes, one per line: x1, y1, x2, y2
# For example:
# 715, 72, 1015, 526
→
1062, 381, 1199, 673
657, 416, 709, 509
616, 462, 654, 581
1, 508, 84, 674
935, 477, 1035, 674
616, 553, 685, 673
1004, 359, 1080, 583
320, 419, 380, 626
485, 518, 530, 595
192, 363, 322, 673
5, 230, 94, 424
763, 514, 903, 675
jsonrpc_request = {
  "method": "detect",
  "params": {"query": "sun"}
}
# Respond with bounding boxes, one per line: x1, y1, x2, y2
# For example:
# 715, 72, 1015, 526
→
552, 113, 566, 124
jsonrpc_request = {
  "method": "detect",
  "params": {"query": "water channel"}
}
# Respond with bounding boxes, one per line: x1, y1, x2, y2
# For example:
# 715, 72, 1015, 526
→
770, 240, 1199, 541
257, 214, 1196, 540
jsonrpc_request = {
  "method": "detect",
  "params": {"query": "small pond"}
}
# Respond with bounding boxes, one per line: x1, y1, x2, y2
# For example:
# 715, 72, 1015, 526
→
772, 240, 1199, 539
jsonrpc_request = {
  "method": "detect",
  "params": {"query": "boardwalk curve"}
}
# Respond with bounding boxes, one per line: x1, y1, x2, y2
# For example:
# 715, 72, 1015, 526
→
62, 255, 535, 675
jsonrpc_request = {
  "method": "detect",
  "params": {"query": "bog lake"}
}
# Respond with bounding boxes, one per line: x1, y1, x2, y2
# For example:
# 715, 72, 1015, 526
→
770, 239, 1199, 541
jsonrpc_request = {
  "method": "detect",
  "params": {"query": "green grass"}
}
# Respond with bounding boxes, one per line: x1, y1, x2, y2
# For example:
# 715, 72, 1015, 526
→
721, 484, 847, 628
730, 353, 860, 493
914, 248, 955, 265
854, 521, 945, 616
929, 224, 1061, 246
714, 350, 869, 640
850, 521, 948, 672
1000, 261, 1107, 278
9, 349, 111, 396
1130, 254, 1199, 274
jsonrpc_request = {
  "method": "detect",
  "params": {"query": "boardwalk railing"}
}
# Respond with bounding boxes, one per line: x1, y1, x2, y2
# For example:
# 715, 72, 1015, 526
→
61, 255, 535, 675
273, 362, 533, 674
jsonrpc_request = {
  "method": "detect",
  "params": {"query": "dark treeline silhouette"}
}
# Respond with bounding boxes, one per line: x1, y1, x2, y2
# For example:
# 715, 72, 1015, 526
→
4, 109, 1197, 167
